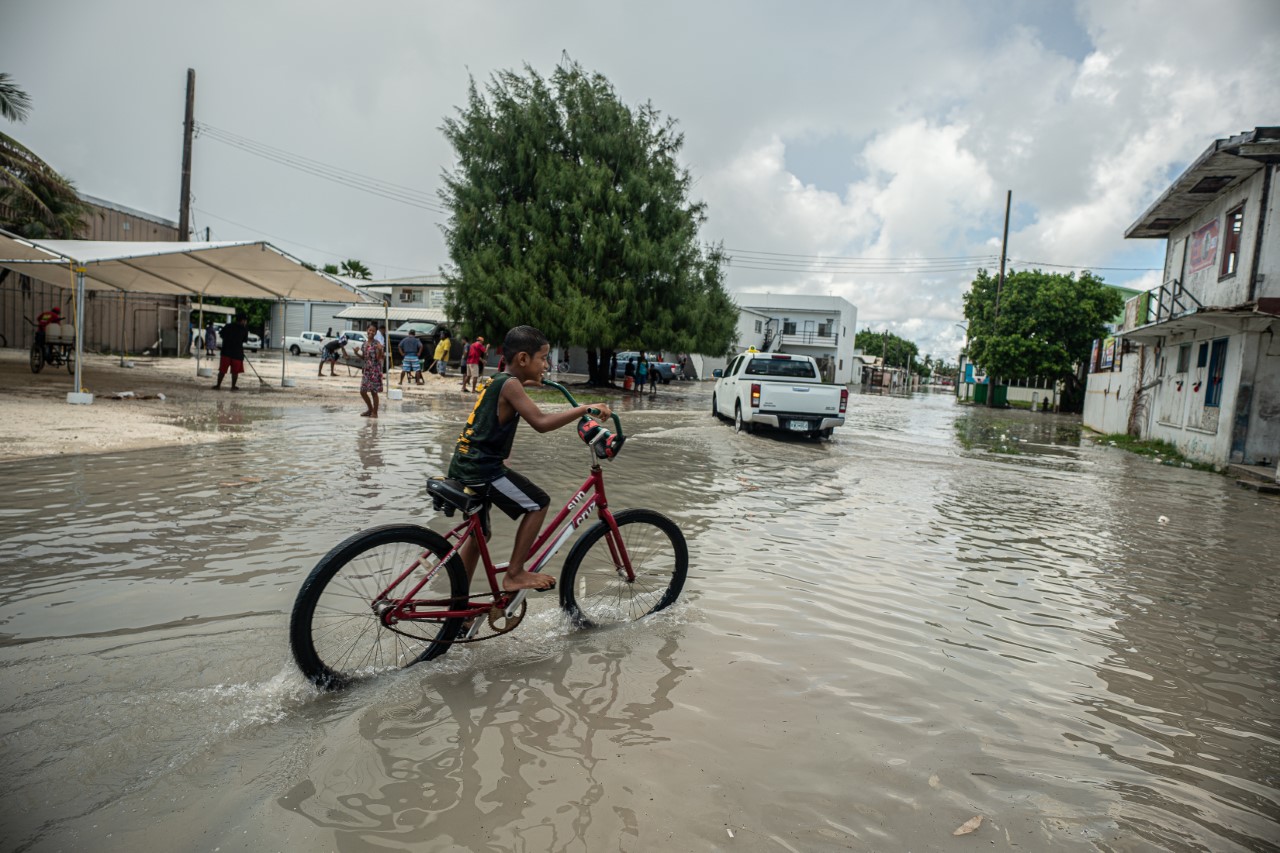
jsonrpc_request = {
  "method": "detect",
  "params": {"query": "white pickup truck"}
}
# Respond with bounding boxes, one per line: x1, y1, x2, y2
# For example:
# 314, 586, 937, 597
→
285, 331, 330, 356
712, 351, 847, 439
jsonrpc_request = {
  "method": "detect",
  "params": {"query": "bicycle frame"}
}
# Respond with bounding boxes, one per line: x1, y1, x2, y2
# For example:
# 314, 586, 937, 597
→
379, 454, 633, 624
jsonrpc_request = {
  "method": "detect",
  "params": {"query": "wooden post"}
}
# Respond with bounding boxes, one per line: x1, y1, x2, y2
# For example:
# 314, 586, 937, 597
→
178, 69, 196, 240
989, 190, 1011, 407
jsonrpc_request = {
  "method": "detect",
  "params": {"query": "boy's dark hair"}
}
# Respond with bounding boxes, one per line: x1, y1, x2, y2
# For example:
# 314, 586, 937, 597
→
503, 325, 548, 359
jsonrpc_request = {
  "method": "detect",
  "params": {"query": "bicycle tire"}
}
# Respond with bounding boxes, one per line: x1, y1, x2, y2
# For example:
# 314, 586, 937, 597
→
65, 347, 74, 375
290, 524, 468, 689
559, 509, 688, 628
29, 343, 43, 374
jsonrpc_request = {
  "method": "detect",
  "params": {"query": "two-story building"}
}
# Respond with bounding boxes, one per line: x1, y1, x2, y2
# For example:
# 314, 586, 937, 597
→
1083, 126, 1280, 476
694, 292, 858, 383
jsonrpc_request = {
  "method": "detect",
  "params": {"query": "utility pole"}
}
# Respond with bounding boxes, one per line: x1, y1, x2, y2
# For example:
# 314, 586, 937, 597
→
178, 68, 196, 241
988, 189, 1011, 407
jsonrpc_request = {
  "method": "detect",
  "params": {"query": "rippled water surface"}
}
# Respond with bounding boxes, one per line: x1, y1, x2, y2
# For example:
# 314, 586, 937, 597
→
2, 388, 1277, 851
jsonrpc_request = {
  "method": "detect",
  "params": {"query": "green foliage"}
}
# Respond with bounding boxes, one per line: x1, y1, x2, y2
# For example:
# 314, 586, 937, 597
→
339, 259, 372, 280
1094, 433, 1218, 472
963, 268, 1123, 383
855, 328, 924, 373
200, 297, 271, 332
0, 74, 89, 239
439, 57, 736, 368
321, 263, 340, 275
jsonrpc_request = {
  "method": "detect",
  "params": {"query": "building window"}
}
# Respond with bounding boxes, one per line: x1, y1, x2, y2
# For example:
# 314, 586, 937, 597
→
783, 320, 797, 335
754, 320, 762, 333
1176, 344, 1191, 373
1197, 342, 1209, 368
1205, 338, 1228, 407
1220, 205, 1244, 277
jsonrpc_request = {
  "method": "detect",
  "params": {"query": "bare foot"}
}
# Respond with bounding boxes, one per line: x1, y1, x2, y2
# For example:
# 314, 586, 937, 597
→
360, 411, 372, 417
502, 569, 555, 592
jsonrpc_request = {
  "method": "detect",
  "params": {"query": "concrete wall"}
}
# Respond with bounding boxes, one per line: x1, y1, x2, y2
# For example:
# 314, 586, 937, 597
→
1139, 331, 1248, 464
1084, 358, 1140, 436
1164, 168, 1266, 307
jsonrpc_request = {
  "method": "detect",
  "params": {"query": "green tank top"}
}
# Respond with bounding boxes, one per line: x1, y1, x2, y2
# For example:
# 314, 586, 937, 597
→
448, 373, 519, 483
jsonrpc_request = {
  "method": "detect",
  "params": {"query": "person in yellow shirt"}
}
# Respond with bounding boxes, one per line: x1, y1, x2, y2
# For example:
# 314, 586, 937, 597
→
432, 331, 452, 377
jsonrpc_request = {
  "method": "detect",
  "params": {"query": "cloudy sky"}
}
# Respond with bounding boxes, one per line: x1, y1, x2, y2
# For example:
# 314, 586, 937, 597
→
4, 0, 1277, 359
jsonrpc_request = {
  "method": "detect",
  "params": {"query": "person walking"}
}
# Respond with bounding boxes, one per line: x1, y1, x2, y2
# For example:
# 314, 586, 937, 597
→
204, 322, 217, 357
214, 314, 249, 391
649, 357, 659, 393
262, 322, 271, 350
359, 322, 385, 417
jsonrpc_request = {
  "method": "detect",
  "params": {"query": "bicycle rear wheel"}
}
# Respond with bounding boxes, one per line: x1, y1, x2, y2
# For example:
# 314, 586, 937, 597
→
29, 343, 43, 374
559, 509, 688, 628
65, 346, 74, 375
290, 524, 468, 689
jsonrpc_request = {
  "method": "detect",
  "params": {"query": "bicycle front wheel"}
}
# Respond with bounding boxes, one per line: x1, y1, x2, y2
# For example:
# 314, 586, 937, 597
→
29, 343, 43, 374
290, 524, 468, 689
560, 509, 688, 628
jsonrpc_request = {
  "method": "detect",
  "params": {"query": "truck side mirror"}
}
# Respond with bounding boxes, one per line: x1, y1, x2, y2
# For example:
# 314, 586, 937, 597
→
712, 368, 723, 378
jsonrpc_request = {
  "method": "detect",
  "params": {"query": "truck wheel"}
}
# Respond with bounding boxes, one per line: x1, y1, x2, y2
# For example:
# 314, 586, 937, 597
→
290, 344, 301, 356
712, 393, 720, 419
734, 403, 752, 434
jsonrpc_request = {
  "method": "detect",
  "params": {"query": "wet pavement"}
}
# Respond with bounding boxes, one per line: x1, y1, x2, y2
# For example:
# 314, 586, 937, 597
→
1, 385, 1277, 851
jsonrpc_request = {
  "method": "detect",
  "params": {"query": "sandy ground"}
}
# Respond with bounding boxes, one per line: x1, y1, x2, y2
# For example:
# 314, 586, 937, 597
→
0, 347, 473, 462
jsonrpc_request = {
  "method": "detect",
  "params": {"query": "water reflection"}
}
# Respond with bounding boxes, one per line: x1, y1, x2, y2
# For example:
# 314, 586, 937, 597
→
279, 629, 688, 850
0, 390, 1276, 851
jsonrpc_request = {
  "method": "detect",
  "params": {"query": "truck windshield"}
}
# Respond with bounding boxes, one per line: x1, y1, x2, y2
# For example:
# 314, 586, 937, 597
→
744, 358, 817, 378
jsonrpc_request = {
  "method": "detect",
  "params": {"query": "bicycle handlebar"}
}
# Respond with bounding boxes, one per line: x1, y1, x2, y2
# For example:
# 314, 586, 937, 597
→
541, 379, 624, 439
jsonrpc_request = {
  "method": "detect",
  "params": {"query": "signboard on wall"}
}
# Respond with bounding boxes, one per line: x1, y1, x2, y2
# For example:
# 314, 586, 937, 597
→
1187, 219, 1219, 273
1100, 336, 1116, 370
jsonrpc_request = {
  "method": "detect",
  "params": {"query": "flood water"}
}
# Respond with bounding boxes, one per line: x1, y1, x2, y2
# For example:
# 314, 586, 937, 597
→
2, 387, 1277, 851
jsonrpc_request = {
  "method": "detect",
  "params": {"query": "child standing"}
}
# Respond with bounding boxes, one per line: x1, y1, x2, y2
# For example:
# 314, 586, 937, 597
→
447, 325, 611, 591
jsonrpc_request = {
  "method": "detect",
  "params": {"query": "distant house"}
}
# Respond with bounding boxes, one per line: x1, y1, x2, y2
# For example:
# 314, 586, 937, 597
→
1083, 126, 1280, 475
695, 292, 859, 383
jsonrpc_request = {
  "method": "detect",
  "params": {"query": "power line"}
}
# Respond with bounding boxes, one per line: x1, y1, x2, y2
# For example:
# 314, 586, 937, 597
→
194, 121, 450, 215
727, 247, 995, 262
1008, 258, 1161, 272
726, 260, 988, 275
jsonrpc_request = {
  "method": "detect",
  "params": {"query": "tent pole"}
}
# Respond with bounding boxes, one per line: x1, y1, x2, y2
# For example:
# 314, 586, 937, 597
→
281, 299, 287, 383
384, 302, 390, 375
67, 268, 91, 405
119, 293, 126, 367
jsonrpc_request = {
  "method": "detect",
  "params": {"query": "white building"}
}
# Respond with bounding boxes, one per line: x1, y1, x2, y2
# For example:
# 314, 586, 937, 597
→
696, 292, 858, 383
1083, 126, 1280, 475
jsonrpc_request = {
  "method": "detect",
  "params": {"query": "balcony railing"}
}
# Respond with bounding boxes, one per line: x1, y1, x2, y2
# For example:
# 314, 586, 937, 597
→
1146, 277, 1202, 326
779, 332, 838, 347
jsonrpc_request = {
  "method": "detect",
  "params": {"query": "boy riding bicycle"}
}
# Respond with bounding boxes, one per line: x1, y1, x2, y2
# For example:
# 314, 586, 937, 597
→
447, 325, 611, 591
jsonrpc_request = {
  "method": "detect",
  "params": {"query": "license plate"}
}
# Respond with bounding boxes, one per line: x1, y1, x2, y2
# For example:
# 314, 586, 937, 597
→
787, 420, 809, 431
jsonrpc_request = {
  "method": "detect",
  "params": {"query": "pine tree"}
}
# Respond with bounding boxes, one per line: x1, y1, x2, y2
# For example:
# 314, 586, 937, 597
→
439, 58, 736, 383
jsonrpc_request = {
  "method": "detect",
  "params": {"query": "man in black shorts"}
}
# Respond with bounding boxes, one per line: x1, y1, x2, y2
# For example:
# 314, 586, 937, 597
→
447, 325, 611, 592
319, 335, 349, 377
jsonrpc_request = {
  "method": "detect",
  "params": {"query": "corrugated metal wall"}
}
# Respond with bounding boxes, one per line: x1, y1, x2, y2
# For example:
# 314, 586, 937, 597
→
0, 273, 189, 355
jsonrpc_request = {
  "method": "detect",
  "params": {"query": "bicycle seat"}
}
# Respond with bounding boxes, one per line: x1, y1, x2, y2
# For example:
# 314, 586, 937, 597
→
427, 477, 486, 516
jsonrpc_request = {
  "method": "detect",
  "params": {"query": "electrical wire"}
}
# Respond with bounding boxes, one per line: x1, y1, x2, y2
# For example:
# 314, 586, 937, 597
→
1008, 258, 1162, 271
194, 122, 450, 215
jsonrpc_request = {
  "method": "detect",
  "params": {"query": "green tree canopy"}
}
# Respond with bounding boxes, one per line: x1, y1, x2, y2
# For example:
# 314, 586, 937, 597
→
439, 57, 736, 382
339, 259, 372, 280
0, 72, 89, 239
855, 327, 923, 373
963, 267, 1123, 408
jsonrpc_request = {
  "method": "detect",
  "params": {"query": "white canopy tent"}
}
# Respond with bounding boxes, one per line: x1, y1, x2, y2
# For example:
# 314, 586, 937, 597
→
0, 230, 364, 402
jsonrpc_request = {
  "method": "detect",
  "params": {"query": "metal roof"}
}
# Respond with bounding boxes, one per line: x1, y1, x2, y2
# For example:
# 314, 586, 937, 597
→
1126, 127, 1280, 239
335, 305, 446, 323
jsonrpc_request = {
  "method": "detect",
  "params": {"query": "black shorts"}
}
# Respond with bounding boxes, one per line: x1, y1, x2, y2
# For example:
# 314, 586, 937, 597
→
486, 468, 550, 520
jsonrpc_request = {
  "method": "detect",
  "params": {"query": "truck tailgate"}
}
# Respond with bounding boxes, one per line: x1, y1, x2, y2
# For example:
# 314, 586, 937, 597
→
758, 383, 842, 416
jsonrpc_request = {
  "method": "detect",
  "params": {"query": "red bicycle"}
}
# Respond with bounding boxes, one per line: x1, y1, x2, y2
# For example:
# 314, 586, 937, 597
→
290, 381, 688, 689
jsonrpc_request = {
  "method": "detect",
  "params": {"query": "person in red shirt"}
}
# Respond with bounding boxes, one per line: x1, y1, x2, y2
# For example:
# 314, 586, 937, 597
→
35, 306, 61, 360
461, 336, 487, 393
